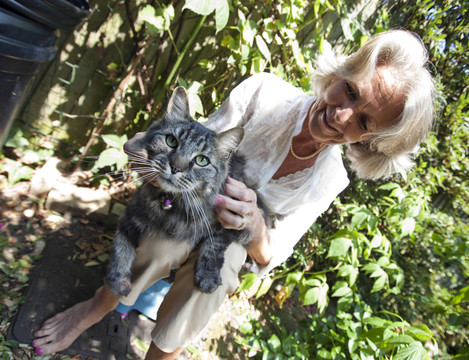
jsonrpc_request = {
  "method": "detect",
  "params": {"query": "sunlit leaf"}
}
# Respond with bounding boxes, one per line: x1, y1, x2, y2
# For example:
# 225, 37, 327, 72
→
256, 276, 273, 298
303, 287, 320, 306
215, 0, 229, 32
327, 237, 352, 258
237, 273, 258, 292
96, 148, 127, 169
133, 337, 150, 352
393, 341, 427, 360
183, 0, 216, 15
102, 134, 128, 149
401, 218, 416, 237
255, 35, 271, 62
331, 285, 352, 297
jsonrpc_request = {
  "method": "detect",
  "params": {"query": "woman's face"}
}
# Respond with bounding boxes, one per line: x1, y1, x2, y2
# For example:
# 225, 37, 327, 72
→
308, 66, 404, 145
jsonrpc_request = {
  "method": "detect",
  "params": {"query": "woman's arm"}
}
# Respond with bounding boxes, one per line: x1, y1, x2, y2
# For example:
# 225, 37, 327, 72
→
215, 177, 273, 266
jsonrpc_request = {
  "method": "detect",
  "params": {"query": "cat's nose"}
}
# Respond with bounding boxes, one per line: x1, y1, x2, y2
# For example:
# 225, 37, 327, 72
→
170, 164, 183, 174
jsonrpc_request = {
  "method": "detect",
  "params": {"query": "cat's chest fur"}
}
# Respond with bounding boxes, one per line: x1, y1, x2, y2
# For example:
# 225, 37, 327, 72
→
131, 182, 222, 244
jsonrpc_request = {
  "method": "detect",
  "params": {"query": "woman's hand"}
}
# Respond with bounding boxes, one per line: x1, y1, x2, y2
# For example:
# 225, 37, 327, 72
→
215, 177, 273, 266
124, 132, 160, 188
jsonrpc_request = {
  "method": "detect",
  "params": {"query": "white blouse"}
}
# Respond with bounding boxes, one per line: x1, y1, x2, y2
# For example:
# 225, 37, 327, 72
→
206, 73, 350, 276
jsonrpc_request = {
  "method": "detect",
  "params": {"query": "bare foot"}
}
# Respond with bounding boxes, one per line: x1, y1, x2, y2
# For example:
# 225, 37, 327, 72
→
32, 286, 118, 355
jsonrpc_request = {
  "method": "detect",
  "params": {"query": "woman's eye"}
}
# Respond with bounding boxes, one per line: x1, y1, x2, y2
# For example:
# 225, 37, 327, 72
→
345, 81, 357, 100
195, 155, 209, 167
166, 135, 178, 148
360, 116, 368, 131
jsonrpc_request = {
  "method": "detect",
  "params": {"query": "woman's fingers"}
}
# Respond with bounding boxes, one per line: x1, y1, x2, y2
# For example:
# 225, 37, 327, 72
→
215, 177, 259, 230
215, 198, 246, 230
225, 176, 257, 204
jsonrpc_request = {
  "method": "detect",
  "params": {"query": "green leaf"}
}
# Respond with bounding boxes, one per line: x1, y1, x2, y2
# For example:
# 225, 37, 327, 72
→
215, 0, 229, 32
183, 0, 216, 15
331, 285, 352, 298
0, 236, 9, 247
242, 20, 257, 46
139, 5, 174, 33
337, 265, 359, 286
351, 208, 373, 229
327, 237, 352, 258
362, 316, 392, 327
371, 274, 388, 293
303, 287, 320, 306
256, 276, 273, 298
317, 283, 329, 313
101, 134, 128, 149
132, 337, 149, 352
401, 218, 416, 237
255, 35, 271, 62
407, 325, 434, 341
387, 335, 416, 345
378, 182, 400, 191
268, 334, 281, 352
12, 166, 33, 185
370, 233, 383, 248
95, 148, 127, 169
5, 128, 29, 149
285, 270, 302, 285
237, 273, 258, 292
393, 341, 427, 360
450, 286, 469, 305
98, 253, 110, 262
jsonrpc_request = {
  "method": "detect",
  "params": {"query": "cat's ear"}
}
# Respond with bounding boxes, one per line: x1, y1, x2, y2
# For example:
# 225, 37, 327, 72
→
166, 86, 191, 121
217, 127, 244, 159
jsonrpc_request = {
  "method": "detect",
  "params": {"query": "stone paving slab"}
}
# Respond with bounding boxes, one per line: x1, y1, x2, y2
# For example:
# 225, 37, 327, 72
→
8, 220, 155, 360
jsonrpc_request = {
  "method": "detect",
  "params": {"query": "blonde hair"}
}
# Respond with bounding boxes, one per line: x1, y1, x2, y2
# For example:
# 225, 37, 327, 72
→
312, 30, 436, 180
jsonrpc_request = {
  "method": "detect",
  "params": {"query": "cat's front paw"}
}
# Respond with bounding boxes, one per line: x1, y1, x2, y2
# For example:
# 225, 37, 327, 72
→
107, 272, 132, 297
194, 269, 222, 294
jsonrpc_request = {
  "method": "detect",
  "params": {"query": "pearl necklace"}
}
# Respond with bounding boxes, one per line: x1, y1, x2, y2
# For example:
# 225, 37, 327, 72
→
290, 142, 326, 161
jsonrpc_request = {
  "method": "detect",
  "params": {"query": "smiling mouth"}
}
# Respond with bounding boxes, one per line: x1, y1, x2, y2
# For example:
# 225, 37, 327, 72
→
323, 110, 338, 132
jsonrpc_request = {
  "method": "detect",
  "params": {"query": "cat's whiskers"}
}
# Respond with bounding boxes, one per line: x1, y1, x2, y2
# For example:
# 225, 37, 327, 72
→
183, 189, 214, 246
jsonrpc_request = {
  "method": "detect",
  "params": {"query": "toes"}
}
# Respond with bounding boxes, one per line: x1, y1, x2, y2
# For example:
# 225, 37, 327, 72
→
33, 333, 53, 347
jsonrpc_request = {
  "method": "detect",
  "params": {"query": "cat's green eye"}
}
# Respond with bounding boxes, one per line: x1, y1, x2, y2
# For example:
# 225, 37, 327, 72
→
195, 155, 209, 167
166, 135, 178, 148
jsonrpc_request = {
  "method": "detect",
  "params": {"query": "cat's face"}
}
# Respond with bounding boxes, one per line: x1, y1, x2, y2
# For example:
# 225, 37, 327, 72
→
139, 87, 243, 197
145, 121, 226, 194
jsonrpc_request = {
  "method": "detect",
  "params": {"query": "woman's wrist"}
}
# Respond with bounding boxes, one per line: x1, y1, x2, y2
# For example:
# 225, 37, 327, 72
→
247, 211, 273, 266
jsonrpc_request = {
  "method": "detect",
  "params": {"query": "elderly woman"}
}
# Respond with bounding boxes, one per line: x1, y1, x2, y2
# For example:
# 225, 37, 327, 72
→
33, 30, 435, 359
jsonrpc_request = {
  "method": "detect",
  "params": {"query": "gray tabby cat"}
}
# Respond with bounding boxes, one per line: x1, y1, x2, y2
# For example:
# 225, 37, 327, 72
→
106, 87, 269, 295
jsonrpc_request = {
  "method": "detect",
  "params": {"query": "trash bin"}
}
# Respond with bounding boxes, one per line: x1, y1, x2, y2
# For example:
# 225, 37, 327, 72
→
0, 0, 91, 148
0, 0, 91, 30
0, 7, 57, 148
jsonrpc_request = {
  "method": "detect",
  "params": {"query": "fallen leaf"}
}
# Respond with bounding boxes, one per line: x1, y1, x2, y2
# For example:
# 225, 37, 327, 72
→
61, 229, 74, 237
85, 260, 100, 267
23, 209, 35, 218
75, 238, 89, 250
91, 242, 105, 252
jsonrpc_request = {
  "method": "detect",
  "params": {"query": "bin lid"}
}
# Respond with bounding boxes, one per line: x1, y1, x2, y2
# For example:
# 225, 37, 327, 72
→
0, 0, 91, 30
0, 8, 57, 63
